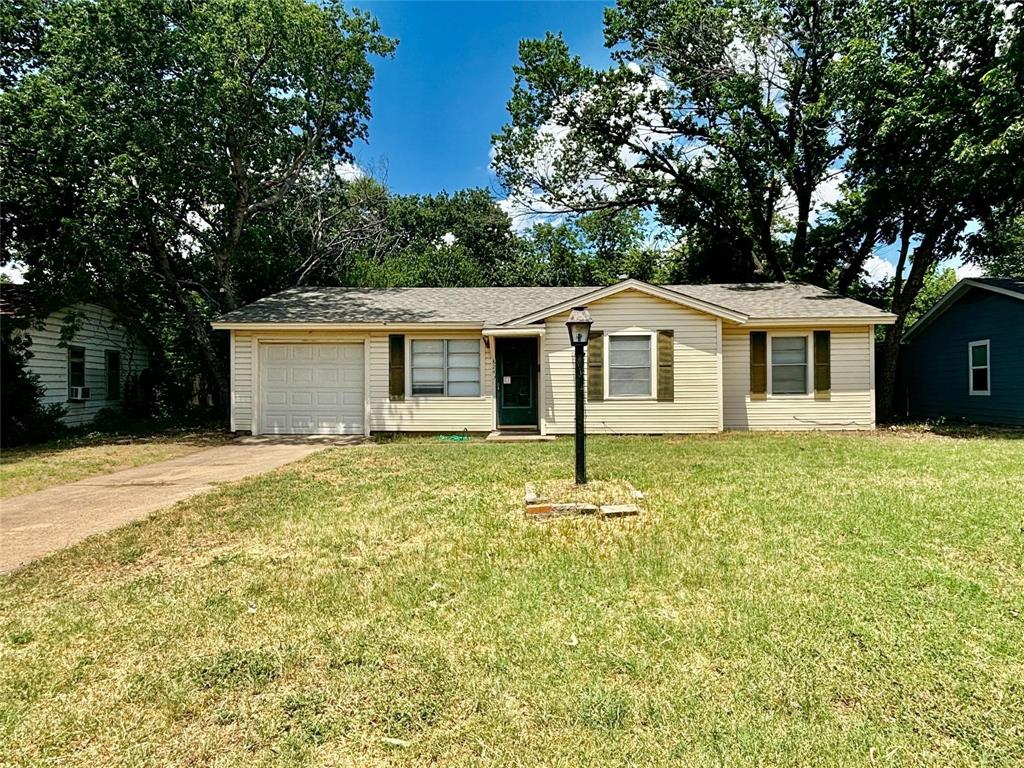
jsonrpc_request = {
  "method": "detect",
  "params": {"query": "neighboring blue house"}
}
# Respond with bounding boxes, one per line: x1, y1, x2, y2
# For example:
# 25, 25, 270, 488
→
902, 278, 1024, 426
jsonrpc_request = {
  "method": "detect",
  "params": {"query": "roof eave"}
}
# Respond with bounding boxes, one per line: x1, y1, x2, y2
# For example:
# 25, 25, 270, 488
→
210, 321, 486, 331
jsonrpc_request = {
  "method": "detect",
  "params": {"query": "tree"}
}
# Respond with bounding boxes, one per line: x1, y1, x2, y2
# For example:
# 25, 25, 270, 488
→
1, 0, 394, 400
493, 0, 855, 282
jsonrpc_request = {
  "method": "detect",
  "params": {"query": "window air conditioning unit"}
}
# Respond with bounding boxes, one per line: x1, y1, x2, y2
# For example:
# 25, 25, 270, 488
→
69, 386, 90, 401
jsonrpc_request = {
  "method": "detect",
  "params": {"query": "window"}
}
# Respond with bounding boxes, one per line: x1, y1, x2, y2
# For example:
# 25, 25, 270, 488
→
67, 346, 85, 399
411, 339, 480, 396
105, 350, 122, 400
607, 334, 653, 397
969, 340, 990, 395
770, 336, 808, 395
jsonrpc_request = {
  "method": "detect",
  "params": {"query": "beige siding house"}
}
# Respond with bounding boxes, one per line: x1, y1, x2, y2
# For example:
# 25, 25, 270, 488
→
213, 280, 895, 436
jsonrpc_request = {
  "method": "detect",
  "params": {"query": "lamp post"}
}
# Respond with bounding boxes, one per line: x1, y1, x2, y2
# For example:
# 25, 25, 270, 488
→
566, 306, 593, 485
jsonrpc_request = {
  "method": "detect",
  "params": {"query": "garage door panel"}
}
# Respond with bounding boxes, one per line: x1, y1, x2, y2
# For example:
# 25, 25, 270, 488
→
259, 343, 364, 435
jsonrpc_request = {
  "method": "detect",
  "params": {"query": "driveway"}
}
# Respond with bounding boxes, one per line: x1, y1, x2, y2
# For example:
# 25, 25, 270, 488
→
1, 436, 358, 574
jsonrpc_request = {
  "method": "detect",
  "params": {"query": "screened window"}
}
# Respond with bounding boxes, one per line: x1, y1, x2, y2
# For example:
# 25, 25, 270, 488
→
67, 346, 85, 399
411, 339, 480, 396
106, 350, 122, 400
607, 334, 652, 397
969, 340, 990, 395
771, 336, 808, 395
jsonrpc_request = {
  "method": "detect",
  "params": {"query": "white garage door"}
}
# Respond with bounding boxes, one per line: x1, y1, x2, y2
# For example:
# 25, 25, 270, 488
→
259, 343, 364, 435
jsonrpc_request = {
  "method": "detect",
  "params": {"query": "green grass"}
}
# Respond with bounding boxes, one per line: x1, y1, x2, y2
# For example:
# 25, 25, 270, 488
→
1, 432, 1022, 766
0, 430, 230, 498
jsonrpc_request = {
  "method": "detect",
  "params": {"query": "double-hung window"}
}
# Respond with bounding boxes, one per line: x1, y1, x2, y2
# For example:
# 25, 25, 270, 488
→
67, 346, 86, 399
607, 334, 653, 397
968, 340, 990, 395
411, 339, 480, 396
770, 336, 808, 395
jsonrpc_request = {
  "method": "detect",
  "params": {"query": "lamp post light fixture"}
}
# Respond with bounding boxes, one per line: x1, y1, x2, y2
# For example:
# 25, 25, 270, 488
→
566, 306, 593, 485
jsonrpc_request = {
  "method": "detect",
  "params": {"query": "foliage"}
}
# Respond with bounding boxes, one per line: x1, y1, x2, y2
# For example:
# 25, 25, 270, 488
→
1, 0, 395, 400
2, 433, 1022, 764
905, 266, 958, 327
0, 319, 66, 448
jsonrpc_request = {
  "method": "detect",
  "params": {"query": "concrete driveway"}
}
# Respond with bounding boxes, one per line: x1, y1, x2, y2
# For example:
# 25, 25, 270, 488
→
1, 436, 358, 574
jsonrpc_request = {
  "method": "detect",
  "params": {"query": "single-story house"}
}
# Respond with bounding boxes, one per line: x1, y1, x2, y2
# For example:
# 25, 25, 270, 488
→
0, 284, 150, 427
211, 279, 896, 436
902, 277, 1023, 426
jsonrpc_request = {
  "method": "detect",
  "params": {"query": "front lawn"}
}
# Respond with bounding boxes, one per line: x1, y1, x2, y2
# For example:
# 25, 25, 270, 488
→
1, 432, 1022, 766
0, 429, 230, 499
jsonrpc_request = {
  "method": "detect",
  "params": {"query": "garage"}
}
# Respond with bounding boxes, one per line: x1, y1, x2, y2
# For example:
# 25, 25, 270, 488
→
258, 343, 364, 435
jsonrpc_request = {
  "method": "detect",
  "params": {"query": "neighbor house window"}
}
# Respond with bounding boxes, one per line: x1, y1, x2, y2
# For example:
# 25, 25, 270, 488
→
105, 350, 122, 400
968, 340, 990, 395
410, 339, 480, 396
67, 346, 85, 399
607, 334, 653, 397
770, 336, 808, 395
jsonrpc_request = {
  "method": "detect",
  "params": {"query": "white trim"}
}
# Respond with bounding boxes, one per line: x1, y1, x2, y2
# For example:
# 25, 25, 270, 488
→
868, 324, 876, 426
363, 340, 372, 436
482, 327, 546, 337
716, 318, 724, 431
212, 321, 483, 331
406, 336, 486, 400
767, 331, 813, 398
968, 339, 991, 396
229, 331, 236, 432
752, 315, 896, 327
604, 330, 657, 400
538, 336, 546, 436
503, 279, 749, 326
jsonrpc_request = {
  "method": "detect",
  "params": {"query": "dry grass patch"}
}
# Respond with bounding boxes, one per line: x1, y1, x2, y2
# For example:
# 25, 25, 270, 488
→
0, 430, 230, 498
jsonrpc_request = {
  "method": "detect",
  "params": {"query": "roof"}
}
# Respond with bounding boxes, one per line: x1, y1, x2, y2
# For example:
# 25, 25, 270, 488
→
212, 280, 896, 328
903, 277, 1024, 342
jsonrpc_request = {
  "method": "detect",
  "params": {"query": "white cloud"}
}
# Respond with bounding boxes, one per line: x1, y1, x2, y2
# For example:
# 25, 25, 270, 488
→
437, 231, 458, 248
863, 255, 896, 285
333, 161, 365, 182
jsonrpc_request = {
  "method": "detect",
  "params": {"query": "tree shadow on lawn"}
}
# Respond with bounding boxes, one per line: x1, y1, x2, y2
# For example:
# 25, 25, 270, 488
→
883, 422, 1024, 440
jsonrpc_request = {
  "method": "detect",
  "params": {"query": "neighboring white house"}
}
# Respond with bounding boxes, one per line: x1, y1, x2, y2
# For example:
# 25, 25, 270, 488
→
211, 279, 896, 436
2, 286, 150, 427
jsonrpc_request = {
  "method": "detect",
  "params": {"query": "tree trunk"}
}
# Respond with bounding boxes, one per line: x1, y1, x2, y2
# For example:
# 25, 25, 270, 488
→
874, 210, 949, 421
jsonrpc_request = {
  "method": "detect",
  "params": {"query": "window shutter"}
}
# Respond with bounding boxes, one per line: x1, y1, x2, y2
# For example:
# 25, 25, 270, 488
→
750, 331, 767, 400
587, 330, 604, 402
388, 334, 405, 401
657, 330, 674, 402
814, 330, 831, 398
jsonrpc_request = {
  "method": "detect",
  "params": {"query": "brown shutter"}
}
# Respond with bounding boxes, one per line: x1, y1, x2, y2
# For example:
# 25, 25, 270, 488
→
587, 330, 603, 402
814, 330, 831, 399
657, 330, 674, 402
388, 334, 405, 401
750, 331, 767, 400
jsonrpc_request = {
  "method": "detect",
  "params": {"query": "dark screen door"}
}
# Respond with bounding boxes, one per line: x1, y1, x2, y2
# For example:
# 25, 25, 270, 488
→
496, 338, 538, 427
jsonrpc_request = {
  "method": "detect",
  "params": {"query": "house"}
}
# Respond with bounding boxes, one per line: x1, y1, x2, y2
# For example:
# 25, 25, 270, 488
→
902, 277, 1024, 426
0, 284, 151, 427
211, 279, 896, 436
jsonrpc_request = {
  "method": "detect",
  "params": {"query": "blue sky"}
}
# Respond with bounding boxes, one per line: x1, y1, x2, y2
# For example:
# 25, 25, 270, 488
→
352, 0, 613, 195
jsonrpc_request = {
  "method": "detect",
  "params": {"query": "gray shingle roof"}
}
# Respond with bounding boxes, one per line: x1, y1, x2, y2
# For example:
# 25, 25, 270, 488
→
214, 282, 893, 326
214, 286, 594, 326
667, 283, 892, 320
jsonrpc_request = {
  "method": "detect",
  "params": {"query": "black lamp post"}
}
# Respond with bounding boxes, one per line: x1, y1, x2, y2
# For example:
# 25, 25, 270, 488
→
566, 306, 593, 485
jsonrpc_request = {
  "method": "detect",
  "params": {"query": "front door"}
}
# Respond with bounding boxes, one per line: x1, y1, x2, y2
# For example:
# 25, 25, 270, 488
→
496, 338, 538, 427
